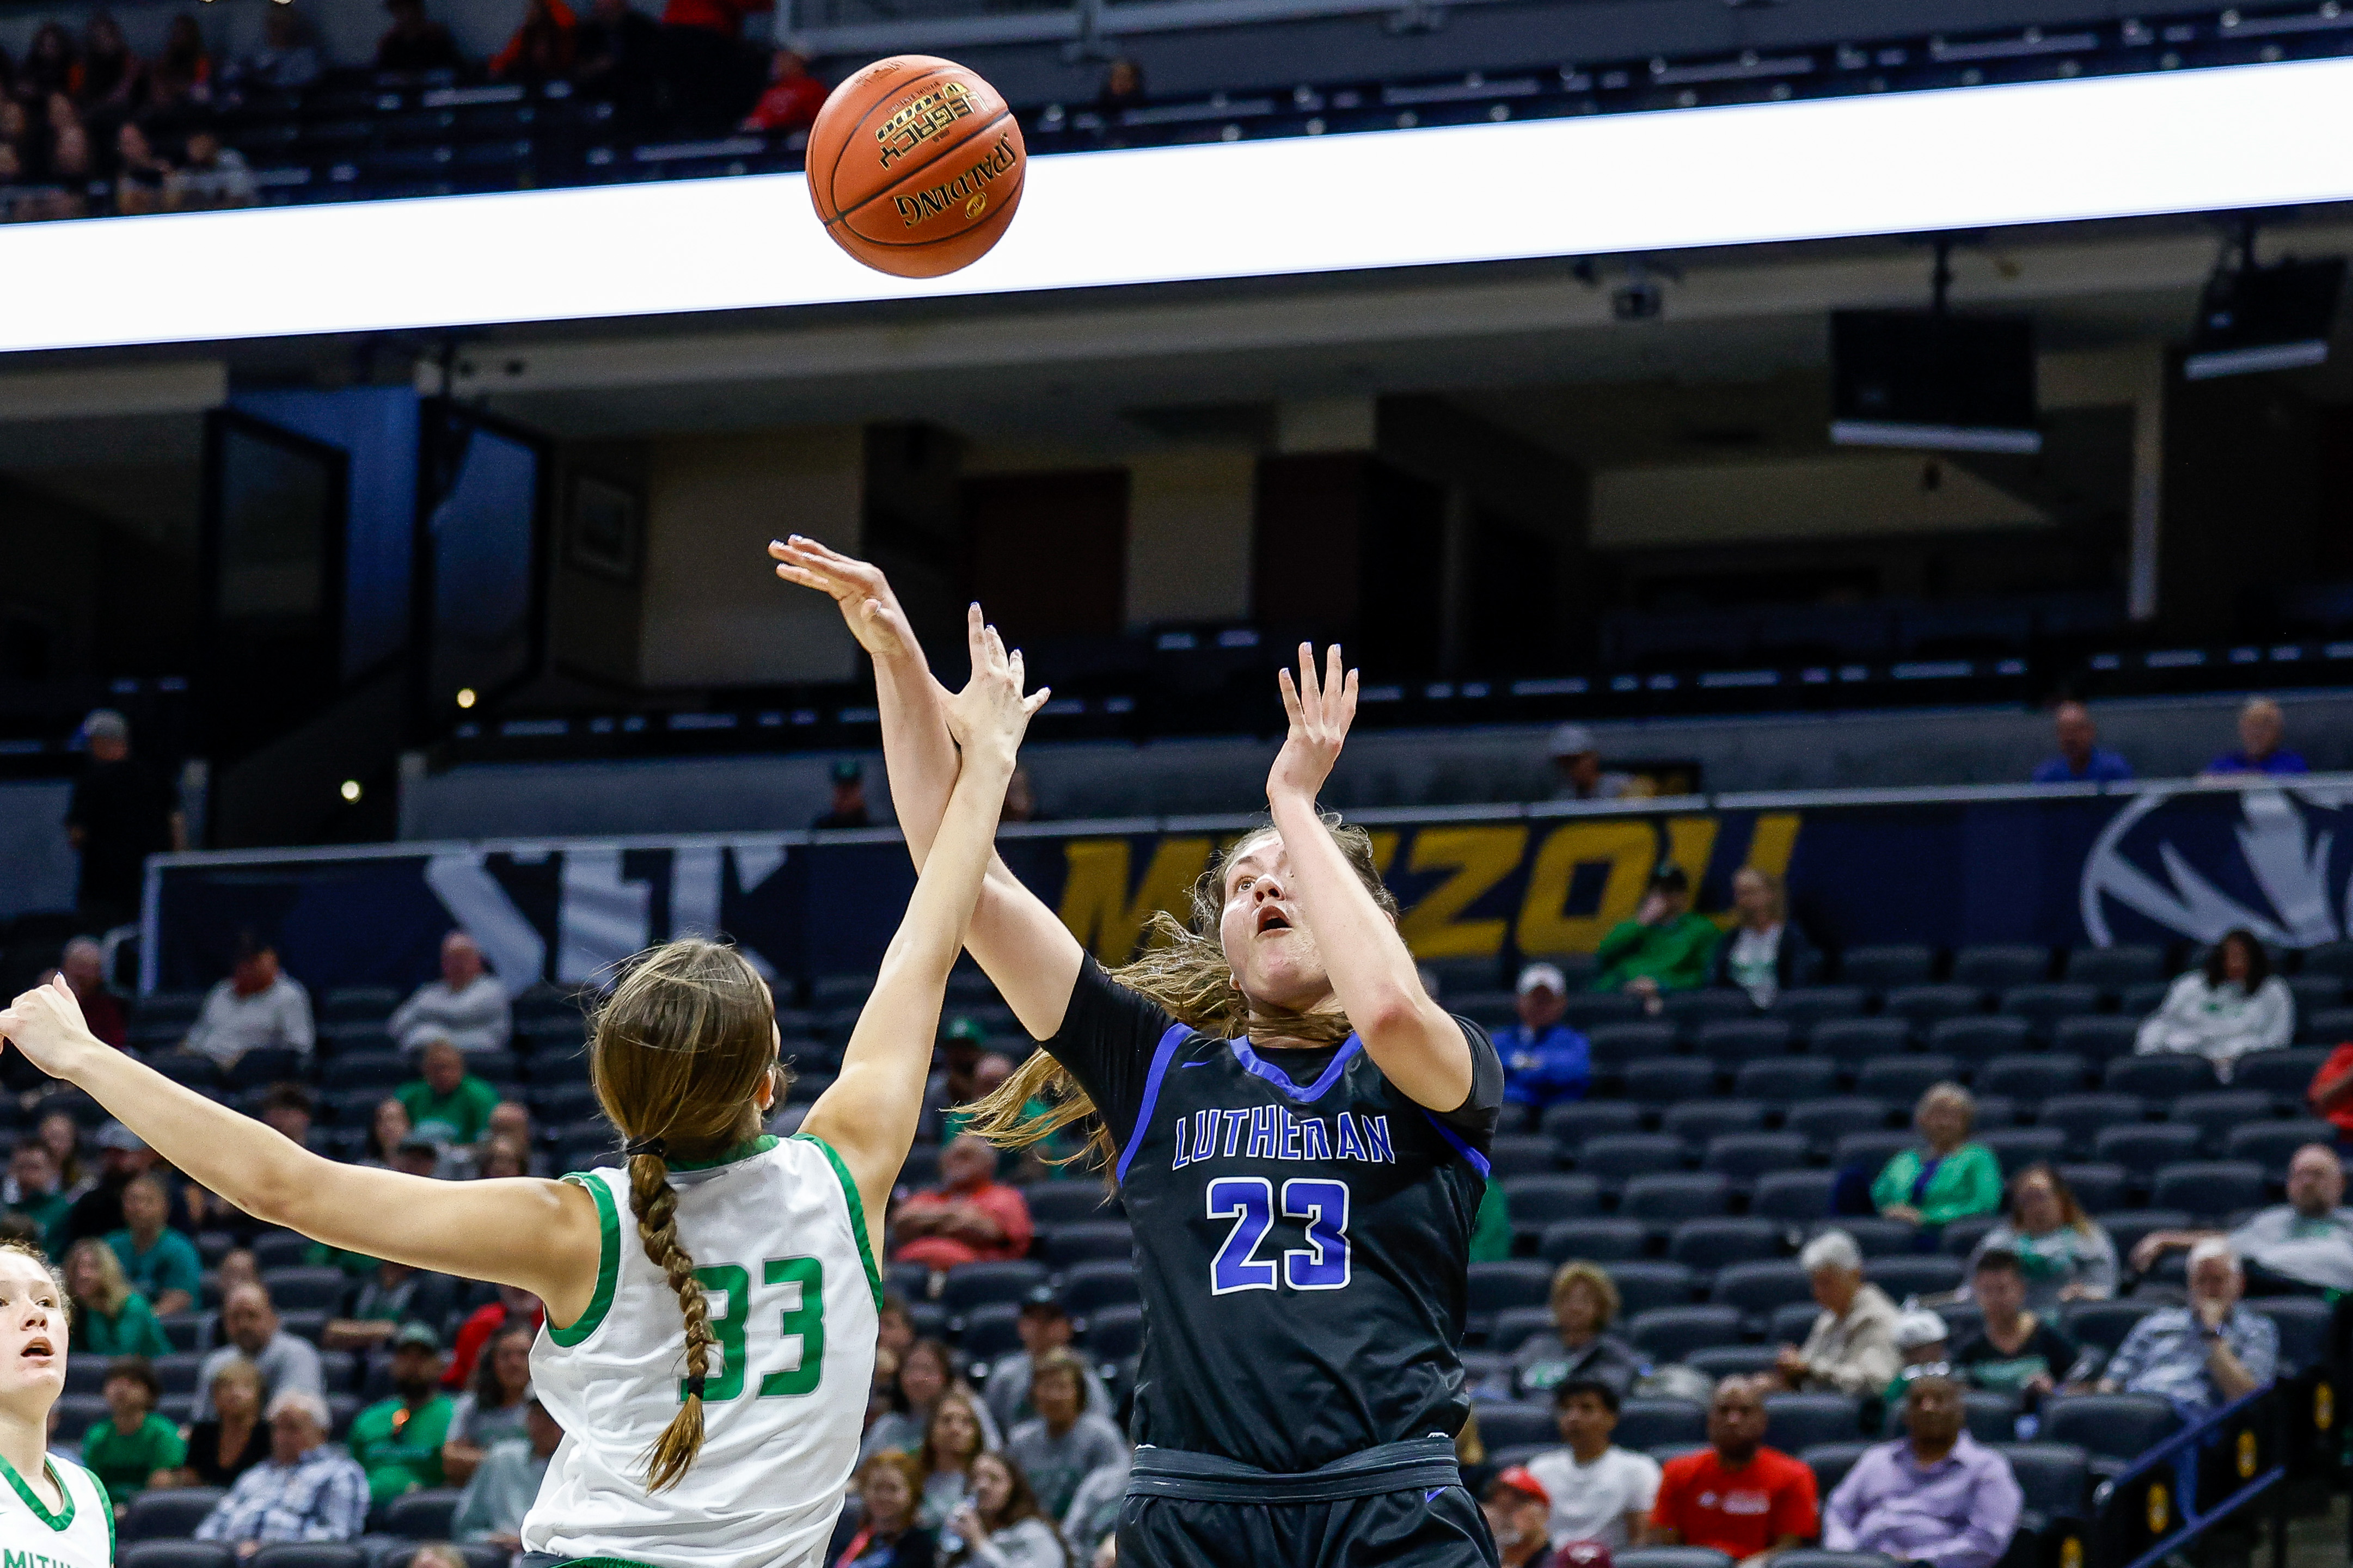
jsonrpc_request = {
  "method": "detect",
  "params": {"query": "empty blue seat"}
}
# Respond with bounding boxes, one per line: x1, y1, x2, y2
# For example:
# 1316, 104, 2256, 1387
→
1622, 1173, 1732, 1223
1579, 1134, 1688, 1183
1504, 1175, 1605, 1225
2094, 1209, 2191, 1264
1711, 1259, 1816, 1315
2166, 1092, 2272, 1152
1797, 1443, 1874, 1499
1841, 945, 1937, 989
1862, 1255, 1963, 1300
1625, 1059, 1718, 1106
1669, 1218, 1784, 1269
1487, 1135, 1560, 1179
2063, 945, 2166, 989
2001, 983, 2103, 1035
1979, 1054, 2088, 1100
2104, 1055, 2217, 1098
1022, 1183, 1120, 1226
1770, 1301, 1826, 1344
123, 1547, 237, 1568
1752, 1169, 1838, 1221
2146, 1160, 2266, 1218
1629, 1305, 1745, 1362
1814, 1217, 1919, 1257
2092, 1123, 2203, 1178
1853, 1055, 1962, 1105
1782, 1097, 1891, 1150
1615, 1397, 1709, 1450
1664, 1100, 1767, 1147
1061, 1260, 1141, 1317
1476, 1400, 1559, 1450
1606, 1261, 1698, 1315
1734, 1057, 1840, 1103
2300, 940, 2353, 980
1764, 1392, 1866, 1449
1938, 1215, 2000, 1260
1883, 986, 1985, 1030
1585, 1020, 1675, 1067
1928, 1016, 2033, 1066
958, 1303, 1025, 1360
1981, 1128, 2067, 1173
1832, 1130, 1919, 1173
1687, 1344, 1782, 1380
2250, 1295, 2336, 1374
1085, 1303, 1144, 1360
1468, 1260, 1557, 1315
2053, 1016, 2140, 1064
1772, 987, 1867, 1032
1703, 1132, 1811, 1181
1540, 1219, 1650, 1264
1954, 946, 2053, 989
2289, 975, 2346, 1015
2038, 1093, 2145, 1144
1664, 991, 1758, 1030
2041, 1392, 2177, 1468
1044, 1221, 1134, 1266
939, 1261, 1048, 1315
1810, 1019, 1913, 1066
2233, 1047, 2331, 1101
2223, 1118, 2336, 1172
1542, 1100, 1644, 1152
2059, 1302, 2155, 1357
1491, 1307, 1560, 1355
122, 1488, 229, 1541
2055, 1163, 2127, 1213
1694, 1019, 1794, 1064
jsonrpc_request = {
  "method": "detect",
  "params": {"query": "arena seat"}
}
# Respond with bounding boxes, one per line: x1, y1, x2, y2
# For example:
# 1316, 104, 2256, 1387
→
1711, 1260, 1815, 1318
323, 1051, 408, 1092
1615, 1397, 1708, 1450
1686, 1344, 1781, 1380
252, 1543, 362, 1568
2118, 982, 2174, 1019
1841, 946, 1937, 989
1781, 1097, 1889, 1151
2223, 1118, 2336, 1171
1938, 1216, 1999, 1260
1981, 1129, 2066, 1173
1020, 1183, 1119, 1227
2095, 1209, 2190, 1264
1769, 1302, 1825, 1344
153, 1351, 208, 1394
2063, 945, 2166, 989
1882, 986, 1984, 1031
1998, 1441, 2095, 1561
1733, 1059, 1841, 1104
2233, 1047, 2332, 1102
1475, 1400, 1559, 1450
120, 1546, 236, 1568
2052, 1016, 2141, 1066
1663, 991, 1757, 1031
2289, 975, 2346, 1016
1764, 1392, 1865, 1449
2055, 1164, 2128, 1213
1624, 1059, 1720, 1108
1061, 1260, 1140, 1318
1693, 1019, 1794, 1065
1565, 995, 1647, 1033
1503, 1175, 1604, 1226
1663, 1100, 1766, 1148
1813, 1217, 1917, 1257
1928, 1016, 2032, 1067
1540, 1219, 1649, 1263
1490, 1307, 1558, 1354
1833, 1129, 1921, 1173
2104, 1055, 2220, 1099
958, 1303, 1025, 1360
1082, 1303, 1144, 1360
1852, 1057, 1959, 1105
2091, 1123, 2203, 1180
2248, 1295, 2335, 1373
1621, 1173, 1732, 1223
1798, 1442, 1874, 1498
259, 1268, 346, 1314
1606, 1262, 1698, 1316
322, 986, 401, 1022
1862, 1256, 1963, 1300
2159, 1091, 2271, 1152
379, 1487, 464, 1539
2038, 1094, 2145, 1145
2146, 1161, 2265, 1219
1952, 946, 2051, 990
1999, 983, 2102, 1038
1542, 1101, 1644, 1153
1774, 1553, 1898, 1568
1771, 988, 1868, 1033
121, 1486, 228, 1540
1702, 1132, 1811, 1182
2041, 1393, 2178, 1474
1467, 1261, 1556, 1320
1043, 1221, 1135, 1267
2301, 941, 2353, 981
1629, 1305, 1744, 1362
1485, 1134, 1560, 1179
2059, 1301, 2154, 1358
1585, 1021, 1682, 1072
1751, 1170, 1838, 1222
939, 1261, 1048, 1315
1668, 1219, 1782, 1269
227, 1048, 306, 1091
1620, 1550, 1733, 1568
1578, 1134, 1688, 1184
1810, 1018, 1913, 1066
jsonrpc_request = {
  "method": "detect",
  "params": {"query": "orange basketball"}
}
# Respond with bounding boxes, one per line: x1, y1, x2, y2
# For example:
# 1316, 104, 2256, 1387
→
807, 55, 1026, 279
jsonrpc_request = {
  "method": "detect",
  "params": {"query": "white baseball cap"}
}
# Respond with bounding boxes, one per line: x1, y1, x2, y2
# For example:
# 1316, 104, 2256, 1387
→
1517, 962, 1568, 997
1548, 723, 1597, 758
1894, 1309, 1950, 1352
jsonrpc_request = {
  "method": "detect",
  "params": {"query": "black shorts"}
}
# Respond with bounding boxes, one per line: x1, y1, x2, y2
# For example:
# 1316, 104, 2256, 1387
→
1117, 1483, 1498, 1568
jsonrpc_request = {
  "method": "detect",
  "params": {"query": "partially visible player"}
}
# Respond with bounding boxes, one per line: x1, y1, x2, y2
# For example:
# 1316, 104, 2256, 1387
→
0, 611, 1049, 1568
775, 537, 1503, 1568
0, 1239, 113, 1565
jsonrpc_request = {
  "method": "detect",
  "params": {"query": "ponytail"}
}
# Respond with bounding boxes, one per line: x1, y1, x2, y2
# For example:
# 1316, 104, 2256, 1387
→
629, 1143, 716, 1492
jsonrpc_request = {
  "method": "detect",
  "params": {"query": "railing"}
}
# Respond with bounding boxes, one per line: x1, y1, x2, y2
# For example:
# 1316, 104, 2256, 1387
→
2092, 1386, 2287, 1568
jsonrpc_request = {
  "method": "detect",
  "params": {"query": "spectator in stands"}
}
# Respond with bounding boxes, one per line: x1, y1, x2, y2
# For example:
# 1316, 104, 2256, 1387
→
492, 0, 578, 79
2205, 696, 2307, 778
868, 1338, 1000, 1463
1497, 962, 1591, 1114
105, 1171, 199, 1315
170, 1356, 270, 1488
377, 0, 465, 74
2101, 1239, 2278, 1419
451, 1389, 559, 1546
215, 1245, 259, 1299
150, 16, 213, 110
1004, 1349, 1125, 1522
38, 1111, 88, 1194
1873, 1083, 2002, 1237
63, 1121, 163, 1247
442, 1321, 535, 1485
833, 1448, 937, 1568
1963, 1164, 2118, 1312
360, 1096, 413, 1167
64, 1238, 169, 1356
1060, 1448, 1128, 1557
398, 1036, 502, 1147
232, 3, 322, 90
3, 1143, 70, 1258
1526, 1376, 1660, 1551
1953, 1249, 2081, 1404
1549, 724, 1634, 803
1003, 764, 1040, 824
916, 1387, 991, 1529
743, 47, 824, 132
391, 931, 512, 1054
350, 1320, 455, 1500
183, 935, 315, 1069
1886, 1309, 1951, 1404
573, 0, 659, 115
1516, 1260, 1643, 1399
2309, 1036, 2353, 1147
167, 124, 255, 210
57, 937, 126, 1048
656, 0, 770, 130
985, 1286, 1107, 1433
1480, 1464, 1558, 1568
1712, 866, 1816, 1009
1096, 56, 1145, 110
63, 708, 183, 926
2032, 700, 2131, 784
79, 1354, 184, 1503
74, 14, 146, 129
921, 1017, 991, 1140
1592, 865, 1718, 1002
194, 1388, 371, 1547
16, 24, 75, 108
256, 1083, 318, 1152
1822, 1371, 2020, 1568
892, 1133, 1034, 1270
443, 1280, 543, 1389
1774, 1228, 1901, 1397
192, 1282, 326, 1421
2133, 1141, 2353, 1294
2135, 928, 2293, 1082
1648, 1375, 1818, 1560
321, 1253, 456, 1351
942, 1449, 1067, 1568
818, 758, 875, 829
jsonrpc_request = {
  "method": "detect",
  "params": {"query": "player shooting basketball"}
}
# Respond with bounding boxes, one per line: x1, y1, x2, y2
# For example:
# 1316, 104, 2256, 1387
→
774, 537, 1504, 1568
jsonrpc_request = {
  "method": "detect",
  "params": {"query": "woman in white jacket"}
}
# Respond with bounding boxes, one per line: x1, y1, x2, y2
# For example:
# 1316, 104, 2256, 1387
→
2135, 930, 2294, 1081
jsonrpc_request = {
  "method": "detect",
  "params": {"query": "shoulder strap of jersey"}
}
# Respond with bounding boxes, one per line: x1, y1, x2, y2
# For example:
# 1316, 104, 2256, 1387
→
547, 1167, 623, 1347
1115, 1022, 1194, 1185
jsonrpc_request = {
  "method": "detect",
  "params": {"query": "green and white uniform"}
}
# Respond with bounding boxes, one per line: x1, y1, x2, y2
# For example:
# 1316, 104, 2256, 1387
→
0, 1449, 113, 1568
526, 1133, 883, 1568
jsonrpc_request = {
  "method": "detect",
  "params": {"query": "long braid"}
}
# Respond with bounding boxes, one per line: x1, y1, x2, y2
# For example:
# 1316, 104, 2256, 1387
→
630, 1147, 715, 1492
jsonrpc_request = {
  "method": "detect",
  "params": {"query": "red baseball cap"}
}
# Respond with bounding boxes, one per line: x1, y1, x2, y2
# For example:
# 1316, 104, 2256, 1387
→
1487, 1465, 1551, 1508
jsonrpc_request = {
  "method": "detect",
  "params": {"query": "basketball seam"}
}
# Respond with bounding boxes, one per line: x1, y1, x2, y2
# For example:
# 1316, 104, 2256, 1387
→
836, 170, 1023, 250
820, 64, 960, 216
822, 108, 1018, 231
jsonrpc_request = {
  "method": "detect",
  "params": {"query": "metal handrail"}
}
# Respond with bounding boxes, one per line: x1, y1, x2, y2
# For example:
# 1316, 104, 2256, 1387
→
2094, 1384, 2288, 1568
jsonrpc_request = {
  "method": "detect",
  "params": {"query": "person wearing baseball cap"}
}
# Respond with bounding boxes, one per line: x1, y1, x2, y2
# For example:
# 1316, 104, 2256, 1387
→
1482, 1465, 1563, 1568
1592, 864, 1721, 1004
1548, 725, 1633, 803
813, 757, 873, 829
1499, 962, 1592, 1114
347, 1320, 456, 1501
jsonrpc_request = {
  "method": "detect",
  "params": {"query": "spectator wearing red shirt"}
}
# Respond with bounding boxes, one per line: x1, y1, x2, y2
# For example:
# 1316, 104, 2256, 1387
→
57, 938, 126, 1049
491, 0, 578, 81
442, 1281, 545, 1389
2310, 1044, 2353, 1144
1649, 1376, 1817, 1565
742, 48, 823, 132
892, 1134, 1033, 1271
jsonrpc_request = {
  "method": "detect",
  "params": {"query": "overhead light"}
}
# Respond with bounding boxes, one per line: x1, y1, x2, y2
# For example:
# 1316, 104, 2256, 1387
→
2183, 230, 2345, 380
456, 687, 477, 709
339, 780, 361, 802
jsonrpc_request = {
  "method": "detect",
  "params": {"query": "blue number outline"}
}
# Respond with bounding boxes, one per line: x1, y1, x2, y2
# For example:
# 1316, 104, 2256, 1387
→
1206, 1176, 1278, 1294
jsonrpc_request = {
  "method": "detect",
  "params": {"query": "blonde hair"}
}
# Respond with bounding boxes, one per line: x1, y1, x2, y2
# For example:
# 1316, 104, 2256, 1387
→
962, 815, 1397, 1174
1549, 1259, 1621, 1324
64, 1237, 130, 1318
587, 939, 783, 1492
0, 1238, 69, 1328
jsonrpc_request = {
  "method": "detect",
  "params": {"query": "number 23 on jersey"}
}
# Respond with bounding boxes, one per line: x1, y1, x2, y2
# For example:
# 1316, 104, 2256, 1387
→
1208, 1177, 1352, 1294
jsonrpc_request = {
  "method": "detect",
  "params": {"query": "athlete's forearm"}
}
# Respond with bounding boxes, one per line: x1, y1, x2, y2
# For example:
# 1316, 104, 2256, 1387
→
1267, 790, 1472, 1108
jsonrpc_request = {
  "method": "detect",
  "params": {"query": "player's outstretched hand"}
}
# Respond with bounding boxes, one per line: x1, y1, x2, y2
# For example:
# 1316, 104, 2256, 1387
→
1269, 641, 1358, 808
0, 975, 100, 1083
769, 535, 918, 663
942, 603, 1049, 767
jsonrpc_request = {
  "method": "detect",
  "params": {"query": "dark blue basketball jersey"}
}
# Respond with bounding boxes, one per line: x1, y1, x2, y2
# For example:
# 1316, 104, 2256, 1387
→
1044, 962, 1503, 1472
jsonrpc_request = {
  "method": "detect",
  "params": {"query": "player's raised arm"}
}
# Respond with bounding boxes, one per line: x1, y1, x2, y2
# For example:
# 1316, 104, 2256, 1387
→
770, 536, 1086, 1038
0, 978, 605, 1325
799, 613, 1047, 1252
1266, 642, 1474, 1111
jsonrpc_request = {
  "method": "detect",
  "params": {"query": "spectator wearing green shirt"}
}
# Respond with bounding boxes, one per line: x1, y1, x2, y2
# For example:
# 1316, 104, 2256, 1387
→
4, 1141, 73, 1258
1872, 1084, 2003, 1235
106, 1171, 203, 1316
395, 1037, 500, 1148
348, 1320, 458, 1501
82, 1355, 187, 1504
65, 1238, 173, 1357
1591, 865, 1720, 1001
1469, 1180, 1513, 1264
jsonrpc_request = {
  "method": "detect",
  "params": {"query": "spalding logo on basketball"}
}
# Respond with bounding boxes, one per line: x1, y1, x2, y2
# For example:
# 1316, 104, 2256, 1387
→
807, 54, 1026, 278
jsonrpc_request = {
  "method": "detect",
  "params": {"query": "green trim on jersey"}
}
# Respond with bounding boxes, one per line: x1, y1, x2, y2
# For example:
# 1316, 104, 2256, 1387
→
550, 1172, 622, 1346
793, 1134, 884, 1312
0, 1448, 74, 1530
90, 1466, 113, 1560
669, 1134, 780, 1172
547, 1557, 668, 1568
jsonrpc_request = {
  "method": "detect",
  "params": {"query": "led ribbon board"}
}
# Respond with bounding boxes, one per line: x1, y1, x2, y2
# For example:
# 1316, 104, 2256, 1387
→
5, 54, 2353, 352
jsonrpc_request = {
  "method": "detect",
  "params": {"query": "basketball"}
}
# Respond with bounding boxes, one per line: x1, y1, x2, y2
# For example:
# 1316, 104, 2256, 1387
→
807, 54, 1026, 279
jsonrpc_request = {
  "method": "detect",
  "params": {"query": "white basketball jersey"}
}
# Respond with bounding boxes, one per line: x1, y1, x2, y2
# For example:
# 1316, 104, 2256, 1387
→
0, 1450, 112, 1568
526, 1133, 883, 1568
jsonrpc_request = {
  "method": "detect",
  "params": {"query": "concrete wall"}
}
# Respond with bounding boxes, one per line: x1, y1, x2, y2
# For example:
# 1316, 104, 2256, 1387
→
1124, 451, 1256, 627
0, 782, 78, 918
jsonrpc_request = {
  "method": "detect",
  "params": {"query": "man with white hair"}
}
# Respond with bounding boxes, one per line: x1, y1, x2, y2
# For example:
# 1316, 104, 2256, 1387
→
194, 1388, 370, 1546
388, 930, 511, 1054
2131, 1143, 2353, 1295
2204, 696, 2309, 778
2098, 1239, 2278, 1419
1774, 1229, 1901, 1396
1498, 962, 1592, 1112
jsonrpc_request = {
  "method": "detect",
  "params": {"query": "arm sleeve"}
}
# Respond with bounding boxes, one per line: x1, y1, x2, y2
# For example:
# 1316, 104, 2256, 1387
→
163, 1234, 205, 1299
1819, 1467, 1862, 1549
1922, 1146, 2005, 1227
1593, 921, 1646, 973
1777, 1463, 1821, 1541
2077, 1227, 2119, 1298
2254, 980, 2295, 1053
284, 984, 316, 1053
1665, 920, 1720, 989
388, 988, 421, 1040
1430, 1018, 1505, 1142
1871, 1152, 1915, 1213
1042, 962, 1180, 1149
1648, 1465, 1682, 1530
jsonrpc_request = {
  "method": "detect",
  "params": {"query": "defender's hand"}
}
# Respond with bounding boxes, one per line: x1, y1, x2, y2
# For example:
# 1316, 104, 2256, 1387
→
769, 536, 919, 662
942, 605, 1048, 766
